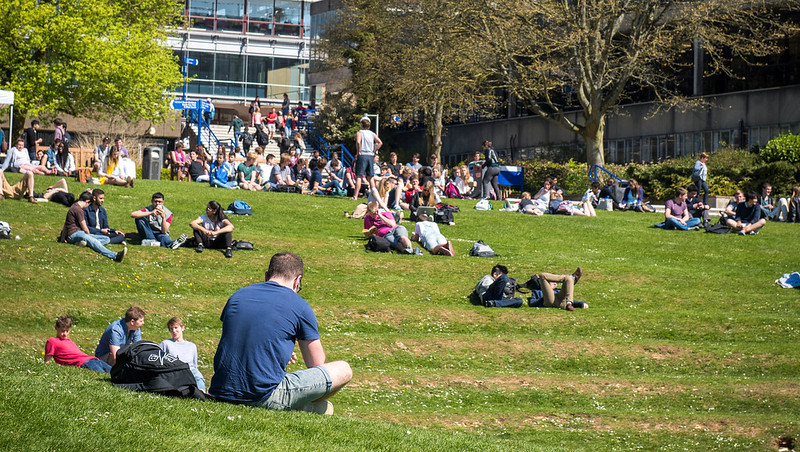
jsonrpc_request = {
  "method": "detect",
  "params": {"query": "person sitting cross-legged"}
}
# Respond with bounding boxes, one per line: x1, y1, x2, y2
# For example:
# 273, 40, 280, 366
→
85, 188, 126, 244
664, 187, 701, 231
726, 190, 767, 235
130, 192, 187, 249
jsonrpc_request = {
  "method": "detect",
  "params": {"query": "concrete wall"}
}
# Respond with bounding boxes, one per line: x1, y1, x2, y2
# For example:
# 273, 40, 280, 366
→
392, 85, 800, 163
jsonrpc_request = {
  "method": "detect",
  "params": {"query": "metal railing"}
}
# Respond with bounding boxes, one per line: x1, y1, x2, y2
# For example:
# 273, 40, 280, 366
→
188, 110, 223, 156
589, 164, 625, 184
303, 120, 354, 168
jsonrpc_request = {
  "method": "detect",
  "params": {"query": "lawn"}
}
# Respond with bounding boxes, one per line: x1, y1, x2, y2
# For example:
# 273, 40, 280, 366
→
0, 173, 798, 451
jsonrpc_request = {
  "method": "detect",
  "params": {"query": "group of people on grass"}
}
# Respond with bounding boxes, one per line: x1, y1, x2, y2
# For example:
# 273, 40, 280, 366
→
46, 252, 353, 415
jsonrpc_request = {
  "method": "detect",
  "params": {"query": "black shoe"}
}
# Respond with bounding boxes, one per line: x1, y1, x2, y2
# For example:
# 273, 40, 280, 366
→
483, 299, 495, 307
224, 248, 233, 258
114, 247, 127, 263
195, 244, 204, 253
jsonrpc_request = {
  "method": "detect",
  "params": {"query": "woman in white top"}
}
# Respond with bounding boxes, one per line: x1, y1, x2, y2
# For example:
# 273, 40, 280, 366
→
532, 178, 554, 211
53, 143, 75, 177
367, 177, 396, 212
188, 200, 235, 258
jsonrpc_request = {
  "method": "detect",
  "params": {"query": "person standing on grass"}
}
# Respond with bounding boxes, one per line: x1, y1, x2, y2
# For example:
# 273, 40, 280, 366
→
352, 117, 382, 200
59, 191, 127, 262
95, 306, 145, 366
209, 252, 352, 415
45, 316, 112, 373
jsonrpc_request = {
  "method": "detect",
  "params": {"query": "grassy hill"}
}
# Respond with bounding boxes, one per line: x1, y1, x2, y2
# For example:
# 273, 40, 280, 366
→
0, 174, 798, 451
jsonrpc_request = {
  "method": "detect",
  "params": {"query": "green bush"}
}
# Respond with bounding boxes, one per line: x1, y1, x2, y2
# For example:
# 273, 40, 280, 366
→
761, 133, 800, 163
515, 148, 799, 199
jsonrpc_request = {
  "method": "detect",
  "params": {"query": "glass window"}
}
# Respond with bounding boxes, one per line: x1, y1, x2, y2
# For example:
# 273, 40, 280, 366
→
216, 53, 245, 82
246, 55, 270, 85
217, 0, 244, 19
188, 0, 215, 18
247, 0, 274, 34
274, 0, 301, 36
188, 52, 214, 80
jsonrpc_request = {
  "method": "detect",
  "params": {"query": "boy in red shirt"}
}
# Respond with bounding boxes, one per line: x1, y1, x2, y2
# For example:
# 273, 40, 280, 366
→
44, 316, 112, 373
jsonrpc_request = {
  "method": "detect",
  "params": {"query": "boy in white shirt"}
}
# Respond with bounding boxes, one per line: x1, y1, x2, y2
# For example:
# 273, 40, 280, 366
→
159, 317, 205, 391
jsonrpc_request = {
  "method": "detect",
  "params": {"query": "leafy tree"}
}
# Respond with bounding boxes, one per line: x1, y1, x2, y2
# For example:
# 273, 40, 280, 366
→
462, 0, 796, 168
0, 0, 184, 136
319, 0, 495, 161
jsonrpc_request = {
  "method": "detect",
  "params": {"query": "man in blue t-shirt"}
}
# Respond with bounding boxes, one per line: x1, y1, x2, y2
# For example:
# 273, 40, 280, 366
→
209, 252, 352, 414
95, 306, 145, 365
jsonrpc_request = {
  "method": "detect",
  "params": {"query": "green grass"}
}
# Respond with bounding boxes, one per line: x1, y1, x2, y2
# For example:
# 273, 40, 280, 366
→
1, 173, 798, 451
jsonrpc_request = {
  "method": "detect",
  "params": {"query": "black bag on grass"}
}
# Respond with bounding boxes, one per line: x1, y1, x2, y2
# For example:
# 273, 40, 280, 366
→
365, 235, 392, 252
111, 341, 205, 400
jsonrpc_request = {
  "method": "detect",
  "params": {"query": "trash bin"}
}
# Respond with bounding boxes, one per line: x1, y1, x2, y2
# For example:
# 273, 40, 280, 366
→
142, 146, 163, 180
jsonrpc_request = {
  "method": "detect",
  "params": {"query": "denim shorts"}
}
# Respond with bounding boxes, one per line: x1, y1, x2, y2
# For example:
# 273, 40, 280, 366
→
383, 225, 408, 247
249, 366, 332, 411
355, 155, 374, 177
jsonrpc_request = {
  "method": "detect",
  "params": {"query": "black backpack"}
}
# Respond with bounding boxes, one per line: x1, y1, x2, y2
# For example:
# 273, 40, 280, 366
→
365, 235, 392, 252
110, 342, 205, 400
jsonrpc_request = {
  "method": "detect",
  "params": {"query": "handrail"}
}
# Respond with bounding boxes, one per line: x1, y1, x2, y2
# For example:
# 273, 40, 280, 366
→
303, 120, 355, 169
188, 110, 222, 155
589, 164, 625, 183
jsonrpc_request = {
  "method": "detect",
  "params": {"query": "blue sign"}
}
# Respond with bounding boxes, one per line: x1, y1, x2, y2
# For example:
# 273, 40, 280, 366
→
171, 99, 199, 110
185, 57, 198, 66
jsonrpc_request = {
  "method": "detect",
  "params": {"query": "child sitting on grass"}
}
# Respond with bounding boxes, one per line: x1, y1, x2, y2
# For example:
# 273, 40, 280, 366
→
44, 316, 112, 373
159, 317, 206, 391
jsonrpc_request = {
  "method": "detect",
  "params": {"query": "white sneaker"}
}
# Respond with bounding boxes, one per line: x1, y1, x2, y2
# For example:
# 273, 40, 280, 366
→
171, 233, 188, 250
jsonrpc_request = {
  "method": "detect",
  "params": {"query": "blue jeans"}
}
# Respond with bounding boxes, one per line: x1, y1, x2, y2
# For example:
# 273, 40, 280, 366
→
135, 217, 173, 247
665, 217, 701, 230
248, 366, 332, 411
210, 179, 236, 189
483, 274, 524, 307
81, 358, 112, 373
191, 367, 206, 391
322, 180, 342, 191
68, 231, 117, 259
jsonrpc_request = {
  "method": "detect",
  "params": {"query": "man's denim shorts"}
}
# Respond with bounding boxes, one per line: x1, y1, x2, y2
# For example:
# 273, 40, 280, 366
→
249, 366, 332, 411
355, 155, 374, 177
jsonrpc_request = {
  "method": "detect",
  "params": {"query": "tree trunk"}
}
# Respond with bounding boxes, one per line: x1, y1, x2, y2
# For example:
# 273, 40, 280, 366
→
581, 114, 606, 169
11, 108, 28, 144
424, 102, 444, 162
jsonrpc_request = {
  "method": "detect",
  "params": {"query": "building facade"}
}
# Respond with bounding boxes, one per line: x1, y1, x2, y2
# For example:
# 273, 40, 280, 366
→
168, 0, 319, 109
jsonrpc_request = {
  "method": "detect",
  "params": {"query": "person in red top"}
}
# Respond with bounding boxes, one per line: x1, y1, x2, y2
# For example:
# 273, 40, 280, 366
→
45, 316, 112, 373
265, 107, 278, 141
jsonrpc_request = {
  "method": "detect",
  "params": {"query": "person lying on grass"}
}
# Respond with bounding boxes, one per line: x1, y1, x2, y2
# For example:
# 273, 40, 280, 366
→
363, 201, 419, 255
410, 213, 453, 256
476, 265, 588, 310
45, 315, 112, 373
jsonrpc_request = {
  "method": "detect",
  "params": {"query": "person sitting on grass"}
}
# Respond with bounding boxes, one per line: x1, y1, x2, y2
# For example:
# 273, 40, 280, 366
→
85, 188, 126, 244
52, 141, 76, 178
599, 178, 623, 209
409, 180, 440, 221
187, 200, 235, 258
411, 213, 453, 256
758, 182, 779, 221
664, 187, 701, 231
159, 317, 206, 392
94, 306, 145, 366
686, 185, 711, 228
45, 315, 112, 373
726, 190, 766, 235
59, 191, 127, 262
363, 201, 420, 255
620, 179, 654, 212
719, 189, 744, 224
99, 145, 134, 187
131, 192, 187, 249
187, 149, 210, 182
320, 159, 346, 195
582, 181, 601, 209
209, 252, 353, 415
209, 151, 236, 189
787, 185, 800, 223
237, 151, 262, 191
304, 158, 327, 195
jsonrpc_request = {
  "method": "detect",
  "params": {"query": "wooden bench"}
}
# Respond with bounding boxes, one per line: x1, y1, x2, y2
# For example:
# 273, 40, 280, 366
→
37, 145, 95, 183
